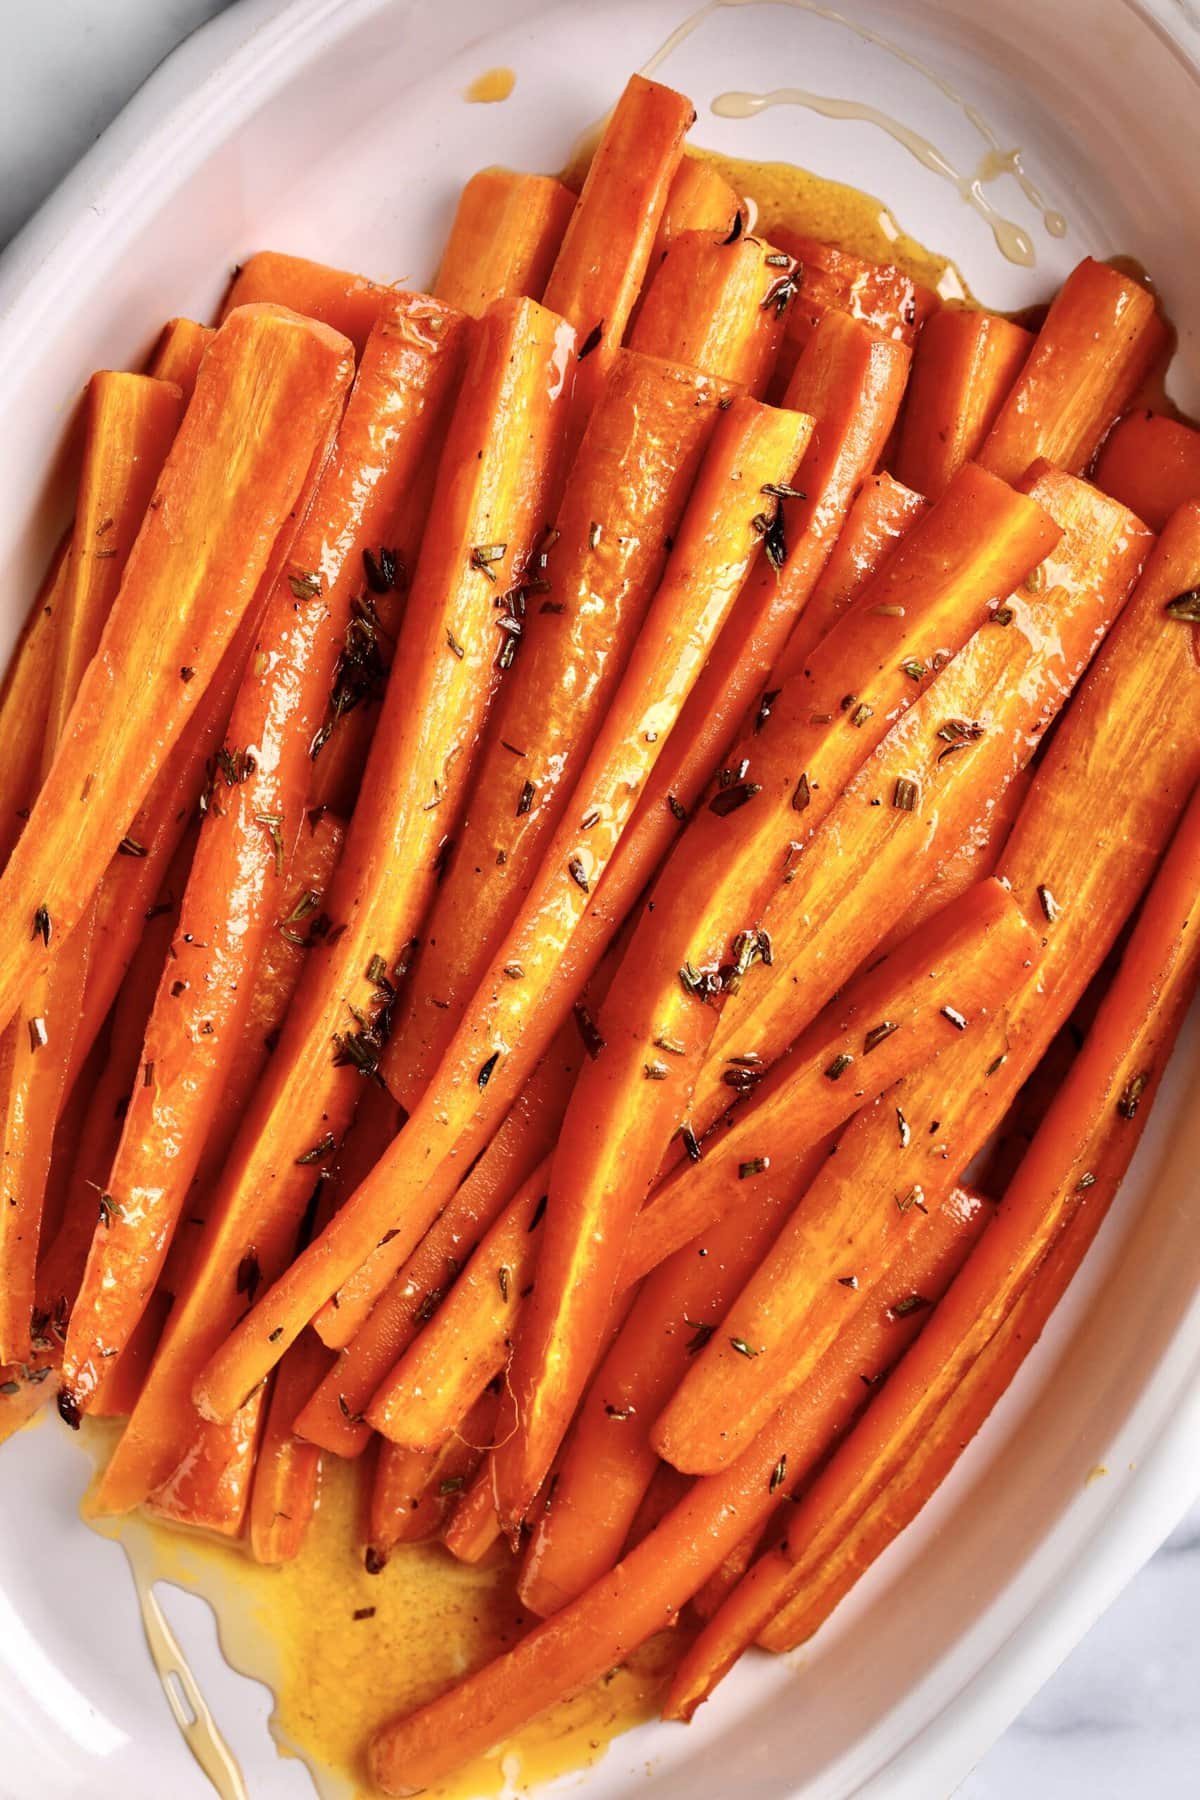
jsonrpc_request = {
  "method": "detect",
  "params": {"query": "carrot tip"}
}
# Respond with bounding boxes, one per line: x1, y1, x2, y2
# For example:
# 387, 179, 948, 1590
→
57, 1388, 82, 1430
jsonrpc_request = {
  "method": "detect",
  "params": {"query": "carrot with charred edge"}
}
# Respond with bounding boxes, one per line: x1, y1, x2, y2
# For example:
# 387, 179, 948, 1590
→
693, 464, 1151, 1135
62, 297, 466, 1412
365, 1190, 987, 1794
1094, 409, 1200, 530
624, 880, 1038, 1284
779, 470, 928, 670
93, 298, 569, 1512
0, 307, 354, 1036
895, 308, 1032, 500
0, 372, 186, 1363
493, 466, 1057, 1529
316, 311, 907, 1338
247, 1328, 334, 1564
543, 74, 694, 416
656, 502, 1200, 1476
382, 353, 727, 1115
979, 258, 1168, 485
221, 253, 390, 353
631, 231, 797, 396
875, 767, 1030, 957
682, 773, 1200, 1690
441, 1454, 504, 1564
195, 395, 813, 1426
368, 1389, 499, 1561
0, 543, 69, 868
146, 318, 214, 396
434, 169, 575, 316
771, 229, 936, 393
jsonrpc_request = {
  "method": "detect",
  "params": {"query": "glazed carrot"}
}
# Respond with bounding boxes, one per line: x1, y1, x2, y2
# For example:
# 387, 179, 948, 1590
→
0, 306, 354, 1035
656, 501, 1200, 1475
93, 298, 569, 1511
61, 297, 466, 1411
692, 464, 1151, 1134
441, 1455, 504, 1564
195, 395, 814, 1422
771, 229, 936, 388
979, 258, 1167, 484
221, 252, 390, 353
143, 1392, 266, 1537
0, 371, 186, 1362
700, 775, 1200, 1678
368, 1389, 499, 1561
542, 74, 694, 414
433, 169, 575, 316
895, 307, 1032, 499
0, 544, 68, 868
875, 766, 1030, 957
146, 317, 214, 395
625, 880, 1037, 1283
651, 157, 740, 261
382, 352, 727, 1115
630, 230, 797, 396
1094, 409, 1200, 530
366, 1189, 987, 1792
90, 1290, 171, 1420
781, 469, 928, 667
623, 1462, 692, 1551
247, 1328, 334, 1564
492, 466, 1057, 1528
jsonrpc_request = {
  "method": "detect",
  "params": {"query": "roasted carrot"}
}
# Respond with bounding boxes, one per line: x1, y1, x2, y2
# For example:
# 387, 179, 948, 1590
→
247, 1328, 333, 1564
0, 543, 69, 868
655, 500, 1200, 1475
195, 395, 814, 1423
771, 229, 936, 392
542, 74, 694, 415
382, 352, 727, 1115
92, 298, 569, 1511
90, 1290, 171, 1420
650, 157, 740, 262
365, 1188, 986, 1793
61, 296, 466, 1411
1094, 409, 1200, 530
875, 766, 1030, 957
146, 317, 214, 395
317, 313, 908, 1336
781, 469, 928, 667
693, 773, 1200, 1681
979, 258, 1167, 484
221, 252, 390, 353
630, 230, 797, 396
491, 465, 1057, 1529
433, 169, 575, 316
0, 371, 186, 1362
895, 307, 1032, 499
0, 306, 354, 1035
143, 1391, 266, 1538
369, 1389, 499, 1560
441, 1454, 505, 1564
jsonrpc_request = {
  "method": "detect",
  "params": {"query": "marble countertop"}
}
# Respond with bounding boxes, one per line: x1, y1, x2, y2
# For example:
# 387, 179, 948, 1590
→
3, 4, 1197, 1796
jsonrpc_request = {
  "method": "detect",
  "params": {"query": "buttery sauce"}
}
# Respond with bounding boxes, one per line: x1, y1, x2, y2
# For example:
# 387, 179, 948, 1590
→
465, 68, 516, 105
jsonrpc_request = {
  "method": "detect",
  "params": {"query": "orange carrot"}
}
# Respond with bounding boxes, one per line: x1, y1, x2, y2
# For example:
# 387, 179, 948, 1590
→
247, 1328, 334, 1563
368, 1389, 499, 1561
1094, 409, 1200, 530
895, 307, 1032, 499
655, 500, 1200, 1475
771, 229, 936, 389
61, 296, 465, 1411
979, 258, 1167, 484
221, 252, 390, 353
630, 229, 797, 395
433, 169, 575, 316
440, 1453, 504, 1563
687, 772, 1200, 1685
146, 318, 214, 395
90, 1290, 171, 1420
92, 297, 569, 1512
365, 1188, 986, 1793
491, 466, 1057, 1528
781, 469, 928, 666
650, 157, 740, 263
0, 307, 354, 1036
195, 395, 814, 1424
0, 543, 69, 868
143, 1392, 266, 1537
382, 351, 726, 1116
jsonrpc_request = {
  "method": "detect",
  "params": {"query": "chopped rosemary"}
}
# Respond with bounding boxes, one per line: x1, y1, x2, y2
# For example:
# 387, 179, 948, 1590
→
27, 1016, 48, 1053
739, 1156, 770, 1178
1037, 883, 1060, 923
761, 269, 800, 316
708, 781, 762, 817
864, 1020, 899, 1053
588, 520, 602, 550
498, 1266, 510, 1302
686, 1318, 714, 1353
573, 1003, 606, 1060
477, 1051, 500, 1090
940, 1005, 968, 1031
792, 771, 811, 813
751, 500, 787, 572
761, 480, 805, 500
824, 1052, 854, 1081
117, 836, 147, 858
896, 1105, 911, 1149
900, 658, 926, 682
567, 855, 590, 892
296, 1131, 337, 1166
769, 1455, 788, 1493
644, 1059, 670, 1081
363, 546, 402, 593
896, 1185, 927, 1214
1117, 1070, 1150, 1119
470, 543, 506, 581
446, 628, 465, 659
991, 604, 1015, 626
891, 1293, 931, 1318
679, 1123, 702, 1164
754, 688, 781, 733
667, 793, 688, 822
604, 1403, 635, 1420
729, 1335, 761, 1358
516, 778, 535, 816
1164, 588, 1200, 622
850, 701, 873, 728
1075, 1171, 1097, 1192
837, 1275, 859, 1289
288, 570, 321, 602
255, 812, 285, 877
893, 777, 918, 811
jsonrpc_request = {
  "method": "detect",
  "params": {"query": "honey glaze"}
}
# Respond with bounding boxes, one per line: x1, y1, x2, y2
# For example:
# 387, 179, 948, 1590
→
465, 67, 516, 104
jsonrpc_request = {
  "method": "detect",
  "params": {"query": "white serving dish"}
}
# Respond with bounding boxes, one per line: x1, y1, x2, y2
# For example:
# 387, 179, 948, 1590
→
2, 2, 1200, 1796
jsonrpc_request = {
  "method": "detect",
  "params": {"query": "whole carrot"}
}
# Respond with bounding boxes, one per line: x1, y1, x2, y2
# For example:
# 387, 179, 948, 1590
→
247, 1328, 334, 1564
433, 168, 574, 316
0, 544, 69, 868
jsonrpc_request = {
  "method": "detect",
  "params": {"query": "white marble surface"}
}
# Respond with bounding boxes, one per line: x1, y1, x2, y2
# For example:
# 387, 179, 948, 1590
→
3, 4, 1198, 1797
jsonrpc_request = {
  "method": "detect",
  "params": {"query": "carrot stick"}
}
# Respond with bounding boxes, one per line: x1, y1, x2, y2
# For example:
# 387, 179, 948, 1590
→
91, 297, 569, 1511
655, 499, 1200, 1475
651, 158, 740, 262
143, 1390, 266, 1537
0, 543, 69, 868
247, 1328, 334, 1563
433, 169, 575, 316
365, 1188, 986, 1793
90, 1289, 171, 1420
368, 1388, 499, 1561
146, 318, 214, 396
692, 463, 1151, 1136
491, 465, 1057, 1528
195, 394, 814, 1424
0, 306, 354, 1035
542, 74, 694, 415
441, 1454, 505, 1564
895, 307, 1032, 500
317, 313, 908, 1337
771, 229, 936, 391
623, 1462, 692, 1552
786, 469, 928, 661
630, 229, 797, 395
221, 253, 390, 353
705, 773, 1200, 1677
61, 296, 465, 1412
1094, 409, 1200, 530
979, 258, 1168, 484
382, 351, 727, 1116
